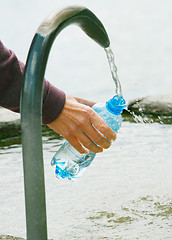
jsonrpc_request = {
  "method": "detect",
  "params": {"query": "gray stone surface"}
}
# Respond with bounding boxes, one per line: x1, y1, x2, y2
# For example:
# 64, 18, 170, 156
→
0, 108, 21, 140
0, 107, 20, 125
0, 236, 24, 240
128, 94, 172, 116
0, 107, 58, 140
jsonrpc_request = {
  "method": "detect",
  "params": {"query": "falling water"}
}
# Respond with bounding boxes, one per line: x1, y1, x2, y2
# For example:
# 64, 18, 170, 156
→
104, 46, 122, 97
105, 47, 157, 124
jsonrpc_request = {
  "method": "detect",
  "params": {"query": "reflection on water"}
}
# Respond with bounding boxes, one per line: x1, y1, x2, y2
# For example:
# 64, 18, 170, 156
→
0, 122, 172, 239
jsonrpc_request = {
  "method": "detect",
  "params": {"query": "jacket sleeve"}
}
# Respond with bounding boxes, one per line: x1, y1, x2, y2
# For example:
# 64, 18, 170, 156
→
0, 40, 65, 124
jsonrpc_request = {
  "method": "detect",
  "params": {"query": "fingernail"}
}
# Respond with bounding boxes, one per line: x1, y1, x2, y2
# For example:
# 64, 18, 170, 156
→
113, 134, 117, 141
99, 147, 103, 153
84, 149, 89, 154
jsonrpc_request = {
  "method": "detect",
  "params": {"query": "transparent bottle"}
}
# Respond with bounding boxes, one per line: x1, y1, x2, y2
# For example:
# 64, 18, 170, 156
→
51, 95, 126, 180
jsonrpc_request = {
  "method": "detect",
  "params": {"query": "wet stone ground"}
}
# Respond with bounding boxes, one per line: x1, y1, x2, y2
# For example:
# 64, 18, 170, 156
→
0, 236, 24, 240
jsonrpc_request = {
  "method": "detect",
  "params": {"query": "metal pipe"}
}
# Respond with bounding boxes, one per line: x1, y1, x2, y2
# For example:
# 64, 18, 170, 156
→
21, 6, 110, 240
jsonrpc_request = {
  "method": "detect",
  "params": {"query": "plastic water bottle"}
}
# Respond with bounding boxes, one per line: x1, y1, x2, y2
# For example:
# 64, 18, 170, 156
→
51, 95, 126, 180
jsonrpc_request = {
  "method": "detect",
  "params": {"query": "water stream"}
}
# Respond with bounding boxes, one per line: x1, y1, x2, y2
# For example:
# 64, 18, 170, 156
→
0, 1, 172, 239
105, 47, 122, 98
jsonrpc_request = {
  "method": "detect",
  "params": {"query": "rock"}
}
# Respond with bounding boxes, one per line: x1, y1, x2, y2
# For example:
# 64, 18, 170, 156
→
0, 107, 20, 124
128, 94, 172, 116
0, 108, 21, 140
0, 107, 61, 141
0, 235, 24, 240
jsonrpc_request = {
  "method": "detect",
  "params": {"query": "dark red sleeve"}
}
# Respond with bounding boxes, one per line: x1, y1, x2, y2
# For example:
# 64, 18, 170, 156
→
0, 40, 66, 124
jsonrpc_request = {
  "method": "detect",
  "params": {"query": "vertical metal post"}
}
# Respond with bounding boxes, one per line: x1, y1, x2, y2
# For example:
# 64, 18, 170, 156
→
20, 6, 110, 240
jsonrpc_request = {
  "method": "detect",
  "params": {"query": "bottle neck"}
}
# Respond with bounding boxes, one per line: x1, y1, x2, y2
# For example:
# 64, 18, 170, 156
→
106, 95, 126, 115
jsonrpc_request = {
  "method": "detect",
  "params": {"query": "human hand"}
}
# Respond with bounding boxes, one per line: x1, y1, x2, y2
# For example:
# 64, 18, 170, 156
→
48, 95, 116, 154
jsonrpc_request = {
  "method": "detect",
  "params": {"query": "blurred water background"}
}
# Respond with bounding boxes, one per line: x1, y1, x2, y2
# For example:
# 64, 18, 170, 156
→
0, 0, 172, 239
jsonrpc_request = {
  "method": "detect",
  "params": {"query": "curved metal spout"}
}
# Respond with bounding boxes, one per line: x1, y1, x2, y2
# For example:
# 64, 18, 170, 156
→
37, 6, 110, 47
21, 6, 110, 240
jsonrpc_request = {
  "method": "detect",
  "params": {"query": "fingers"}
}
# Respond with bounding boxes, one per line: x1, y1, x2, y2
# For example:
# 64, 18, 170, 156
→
66, 115, 116, 154
83, 123, 112, 150
74, 97, 96, 107
70, 124, 115, 154
48, 96, 117, 154
70, 108, 115, 153
68, 133, 103, 154
67, 136, 89, 154
88, 108, 117, 142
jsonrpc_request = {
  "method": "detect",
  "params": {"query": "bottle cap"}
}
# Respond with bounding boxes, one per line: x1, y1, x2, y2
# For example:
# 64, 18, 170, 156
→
106, 95, 126, 115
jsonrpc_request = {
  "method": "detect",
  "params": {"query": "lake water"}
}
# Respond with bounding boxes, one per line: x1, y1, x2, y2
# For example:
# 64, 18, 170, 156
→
0, 122, 172, 239
0, 0, 172, 239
